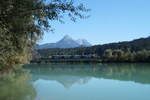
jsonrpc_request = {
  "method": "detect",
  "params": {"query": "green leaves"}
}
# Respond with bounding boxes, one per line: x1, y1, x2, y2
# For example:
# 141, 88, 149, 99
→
0, 0, 88, 70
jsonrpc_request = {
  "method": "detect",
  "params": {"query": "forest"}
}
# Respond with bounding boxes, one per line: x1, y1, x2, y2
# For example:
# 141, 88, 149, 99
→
37, 37, 150, 62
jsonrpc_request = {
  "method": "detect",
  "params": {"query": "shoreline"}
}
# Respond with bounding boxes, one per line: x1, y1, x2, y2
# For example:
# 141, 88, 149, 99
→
30, 58, 150, 64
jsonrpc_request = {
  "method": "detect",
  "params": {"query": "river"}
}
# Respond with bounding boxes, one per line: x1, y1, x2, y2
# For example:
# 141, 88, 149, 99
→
0, 63, 150, 100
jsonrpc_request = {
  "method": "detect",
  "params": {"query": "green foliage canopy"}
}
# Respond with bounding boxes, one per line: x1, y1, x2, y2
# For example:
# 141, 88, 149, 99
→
37, 37, 150, 62
0, 0, 89, 70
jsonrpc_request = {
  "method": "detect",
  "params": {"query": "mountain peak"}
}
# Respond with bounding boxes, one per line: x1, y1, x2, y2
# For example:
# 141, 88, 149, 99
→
76, 39, 92, 46
77, 39, 88, 44
62, 35, 72, 40
37, 35, 92, 49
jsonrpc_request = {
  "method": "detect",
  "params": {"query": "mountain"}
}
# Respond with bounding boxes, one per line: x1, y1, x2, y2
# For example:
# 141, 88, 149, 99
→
76, 39, 92, 47
37, 36, 150, 57
37, 35, 92, 49
55, 35, 80, 48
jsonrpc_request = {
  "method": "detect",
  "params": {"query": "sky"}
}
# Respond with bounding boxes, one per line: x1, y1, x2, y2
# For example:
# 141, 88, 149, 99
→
39, 0, 150, 45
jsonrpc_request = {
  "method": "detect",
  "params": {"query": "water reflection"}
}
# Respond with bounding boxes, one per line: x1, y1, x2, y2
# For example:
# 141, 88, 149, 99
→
24, 63, 150, 100
0, 68, 36, 100
26, 63, 150, 87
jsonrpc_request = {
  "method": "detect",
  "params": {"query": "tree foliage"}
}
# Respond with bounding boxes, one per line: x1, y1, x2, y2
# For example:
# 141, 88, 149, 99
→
0, 0, 88, 69
37, 37, 150, 62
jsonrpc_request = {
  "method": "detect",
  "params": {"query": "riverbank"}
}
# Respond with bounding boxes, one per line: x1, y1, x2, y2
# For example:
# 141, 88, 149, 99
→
30, 58, 150, 64
31, 58, 102, 64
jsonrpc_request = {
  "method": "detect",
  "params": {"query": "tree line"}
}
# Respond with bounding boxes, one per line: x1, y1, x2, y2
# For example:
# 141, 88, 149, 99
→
0, 0, 88, 70
37, 37, 150, 62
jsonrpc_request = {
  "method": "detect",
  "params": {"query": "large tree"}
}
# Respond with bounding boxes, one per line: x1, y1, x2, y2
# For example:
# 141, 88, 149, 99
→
0, 0, 89, 70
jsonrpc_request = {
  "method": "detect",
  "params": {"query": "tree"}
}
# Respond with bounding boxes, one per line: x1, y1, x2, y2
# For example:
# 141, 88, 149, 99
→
104, 49, 112, 58
0, 0, 89, 70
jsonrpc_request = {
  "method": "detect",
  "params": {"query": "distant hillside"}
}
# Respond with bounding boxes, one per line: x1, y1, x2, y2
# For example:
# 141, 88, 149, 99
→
37, 35, 92, 49
37, 37, 150, 57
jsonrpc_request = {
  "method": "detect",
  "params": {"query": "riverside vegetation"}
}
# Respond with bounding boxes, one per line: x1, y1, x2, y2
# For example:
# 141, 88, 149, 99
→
0, 1, 88, 99
0, 0, 89, 71
37, 37, 150, 62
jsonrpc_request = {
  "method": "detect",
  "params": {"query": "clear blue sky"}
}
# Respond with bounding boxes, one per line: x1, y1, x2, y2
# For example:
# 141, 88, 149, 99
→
39, 0, 150, 45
